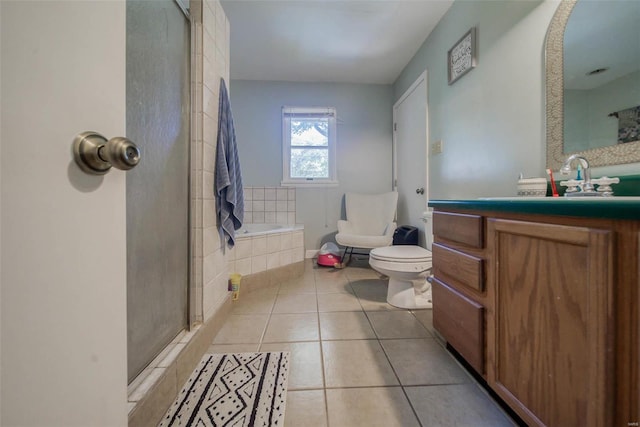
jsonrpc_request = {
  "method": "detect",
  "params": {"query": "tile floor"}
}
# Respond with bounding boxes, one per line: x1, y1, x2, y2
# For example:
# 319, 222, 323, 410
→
208, 259, 516, 426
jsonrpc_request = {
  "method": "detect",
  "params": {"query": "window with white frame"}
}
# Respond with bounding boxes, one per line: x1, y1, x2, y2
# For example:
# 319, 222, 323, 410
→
281, 106, 338, 186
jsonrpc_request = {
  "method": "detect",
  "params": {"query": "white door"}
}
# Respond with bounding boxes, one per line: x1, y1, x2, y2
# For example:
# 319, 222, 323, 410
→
1, 2, 128, 426
393, 71, 428, 246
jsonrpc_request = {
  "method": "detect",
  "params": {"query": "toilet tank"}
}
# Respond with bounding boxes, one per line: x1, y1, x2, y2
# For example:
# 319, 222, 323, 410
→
421, 211, 434, 251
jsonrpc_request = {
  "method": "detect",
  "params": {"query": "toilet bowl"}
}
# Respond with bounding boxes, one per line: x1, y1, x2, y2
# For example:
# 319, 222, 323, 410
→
369, 245, 433, 309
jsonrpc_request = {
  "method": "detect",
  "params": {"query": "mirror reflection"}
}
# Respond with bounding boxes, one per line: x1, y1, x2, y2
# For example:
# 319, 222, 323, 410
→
563, 0, 640, 153
546, 0, 640, 170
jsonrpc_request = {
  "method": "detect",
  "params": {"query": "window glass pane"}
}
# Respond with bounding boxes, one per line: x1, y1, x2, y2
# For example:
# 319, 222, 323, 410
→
290, 148, 328, 178
291, 119, 328, 147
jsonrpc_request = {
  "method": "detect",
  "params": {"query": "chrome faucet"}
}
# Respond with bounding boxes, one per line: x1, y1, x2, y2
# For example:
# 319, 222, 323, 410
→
560, 154, 595, 193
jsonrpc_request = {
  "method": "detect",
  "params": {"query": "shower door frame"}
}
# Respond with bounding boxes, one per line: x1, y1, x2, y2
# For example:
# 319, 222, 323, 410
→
126, 0, 198, 384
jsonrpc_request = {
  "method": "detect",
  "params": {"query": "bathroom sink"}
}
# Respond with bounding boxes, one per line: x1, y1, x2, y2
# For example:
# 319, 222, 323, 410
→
479, 196, 640, 201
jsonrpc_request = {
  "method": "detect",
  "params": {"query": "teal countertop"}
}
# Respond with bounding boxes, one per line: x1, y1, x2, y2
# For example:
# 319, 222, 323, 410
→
428, 197, 640, 220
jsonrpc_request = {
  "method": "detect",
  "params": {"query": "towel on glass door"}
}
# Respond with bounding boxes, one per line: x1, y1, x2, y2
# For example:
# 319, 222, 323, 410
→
215, 78, 244, 248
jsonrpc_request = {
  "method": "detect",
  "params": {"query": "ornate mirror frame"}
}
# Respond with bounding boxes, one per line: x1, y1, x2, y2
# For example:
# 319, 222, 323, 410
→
546, 0, 640, 170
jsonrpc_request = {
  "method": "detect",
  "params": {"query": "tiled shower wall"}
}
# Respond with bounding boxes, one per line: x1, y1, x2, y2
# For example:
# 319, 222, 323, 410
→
243, 186, 297, 224
191, 0, 231, 323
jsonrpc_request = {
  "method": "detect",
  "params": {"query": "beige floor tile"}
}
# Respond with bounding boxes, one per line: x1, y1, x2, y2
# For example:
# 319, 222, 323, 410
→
284, 390, 328, 427
366, 311, 431, 339
326, 387, 420, 427
260, 341, 324, 390
263, 313, 319, 342
351, 278, 401, 311
278, 276, 316, 294
272, 293, 318, 313
315, 278, 353, 294
178, 262, 513, 427
319, 311, 376, 340
317, 292, 362, 312
346, 270, 381, 282
380, 338, 470, 385
206, 343, 260, 354
314, 268, 348, 281
322, 340, 398, 387
405, 384, 516, 426
212, 314, 268, 344
350, 277, 386, 292
411, 308, 434, 335
231, 291, 277, 314
342, 256, 371, 269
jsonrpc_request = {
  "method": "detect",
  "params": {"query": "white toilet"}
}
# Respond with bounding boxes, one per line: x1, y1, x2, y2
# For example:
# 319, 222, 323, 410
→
368, 213, 433, 309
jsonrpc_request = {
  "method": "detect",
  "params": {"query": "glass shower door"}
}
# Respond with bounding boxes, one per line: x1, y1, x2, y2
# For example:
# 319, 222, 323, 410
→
126, 0, 190, 383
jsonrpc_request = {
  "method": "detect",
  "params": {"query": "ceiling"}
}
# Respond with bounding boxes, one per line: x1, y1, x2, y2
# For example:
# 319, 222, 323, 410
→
220, 0, 453, 84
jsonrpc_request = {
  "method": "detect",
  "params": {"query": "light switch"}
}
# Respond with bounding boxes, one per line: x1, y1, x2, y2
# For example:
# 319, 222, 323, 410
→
432, 140, 443, 154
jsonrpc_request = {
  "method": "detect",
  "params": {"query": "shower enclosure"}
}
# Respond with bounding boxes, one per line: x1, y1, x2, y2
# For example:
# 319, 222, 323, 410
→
126, 0, 191, 382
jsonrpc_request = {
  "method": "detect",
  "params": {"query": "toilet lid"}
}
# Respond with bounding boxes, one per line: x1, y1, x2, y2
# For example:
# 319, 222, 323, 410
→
370, 245, 432, 262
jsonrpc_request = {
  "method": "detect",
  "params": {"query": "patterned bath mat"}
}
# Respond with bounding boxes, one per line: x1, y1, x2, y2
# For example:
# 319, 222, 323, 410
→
159, 352, 289, 426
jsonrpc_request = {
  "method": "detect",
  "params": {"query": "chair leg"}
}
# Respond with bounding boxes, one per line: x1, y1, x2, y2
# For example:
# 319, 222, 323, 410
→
334, 246, 353, 269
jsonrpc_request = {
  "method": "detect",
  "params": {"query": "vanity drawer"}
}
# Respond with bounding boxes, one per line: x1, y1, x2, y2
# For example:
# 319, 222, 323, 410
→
432, 277, 484, 374
432, 243, 484, 292
433, 211, 484, 248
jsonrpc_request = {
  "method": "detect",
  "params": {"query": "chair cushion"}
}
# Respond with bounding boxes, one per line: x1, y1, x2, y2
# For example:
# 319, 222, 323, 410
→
345, 192, 398, 235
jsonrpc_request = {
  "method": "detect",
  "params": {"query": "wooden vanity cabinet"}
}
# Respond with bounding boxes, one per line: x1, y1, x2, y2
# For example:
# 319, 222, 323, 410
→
431, 208, 639, 427
431, 212, 487, 375
487, 219, 613, 427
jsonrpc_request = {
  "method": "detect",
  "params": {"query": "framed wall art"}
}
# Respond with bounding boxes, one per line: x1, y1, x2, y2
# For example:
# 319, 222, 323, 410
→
448, 27, 477, 85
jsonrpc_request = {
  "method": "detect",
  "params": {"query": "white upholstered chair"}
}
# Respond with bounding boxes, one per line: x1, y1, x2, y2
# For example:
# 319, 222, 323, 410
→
335, 191, 398, 266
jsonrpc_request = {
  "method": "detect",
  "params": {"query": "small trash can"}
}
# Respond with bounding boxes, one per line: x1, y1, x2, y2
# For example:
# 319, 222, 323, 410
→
393, 225, 418, 246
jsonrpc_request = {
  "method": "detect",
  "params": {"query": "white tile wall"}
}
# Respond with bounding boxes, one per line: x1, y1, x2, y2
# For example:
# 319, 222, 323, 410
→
228, 229, 304, 276
192, 0, 232, 323
244, 186, 296, 224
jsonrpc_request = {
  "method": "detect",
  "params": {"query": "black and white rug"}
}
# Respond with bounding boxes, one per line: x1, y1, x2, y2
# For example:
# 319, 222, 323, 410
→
159, 352, 289, 427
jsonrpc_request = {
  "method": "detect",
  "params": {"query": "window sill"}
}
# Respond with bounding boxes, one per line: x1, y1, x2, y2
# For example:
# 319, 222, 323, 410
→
281, 180, 339, 188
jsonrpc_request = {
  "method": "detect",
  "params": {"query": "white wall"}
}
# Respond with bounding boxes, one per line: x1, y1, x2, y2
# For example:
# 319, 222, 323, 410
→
1, 1, 127, 425
229, 80, 394, 250
394, 0, 558, 198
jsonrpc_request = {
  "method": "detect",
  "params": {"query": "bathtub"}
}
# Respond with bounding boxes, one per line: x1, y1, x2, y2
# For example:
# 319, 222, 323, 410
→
231, 224, 305, 277
238, 223, 302, 237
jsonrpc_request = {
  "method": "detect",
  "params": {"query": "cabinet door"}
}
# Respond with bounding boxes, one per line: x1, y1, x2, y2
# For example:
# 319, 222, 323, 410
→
487, 219, 614, 427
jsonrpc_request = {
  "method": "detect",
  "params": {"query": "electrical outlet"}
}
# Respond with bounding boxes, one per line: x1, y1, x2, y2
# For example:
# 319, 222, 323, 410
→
432, 140, 443, 154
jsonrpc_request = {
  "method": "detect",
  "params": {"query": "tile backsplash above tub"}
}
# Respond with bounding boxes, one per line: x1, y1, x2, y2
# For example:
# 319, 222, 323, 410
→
244, 186, 296, 224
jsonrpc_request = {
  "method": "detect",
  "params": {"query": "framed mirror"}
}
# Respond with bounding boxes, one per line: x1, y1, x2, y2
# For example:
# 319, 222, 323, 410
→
546, 0, 640, 170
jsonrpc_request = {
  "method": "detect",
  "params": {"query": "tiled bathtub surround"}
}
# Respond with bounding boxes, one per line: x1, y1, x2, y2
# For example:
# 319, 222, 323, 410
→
228, 226, 304, 276
244, 186, 296, 224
